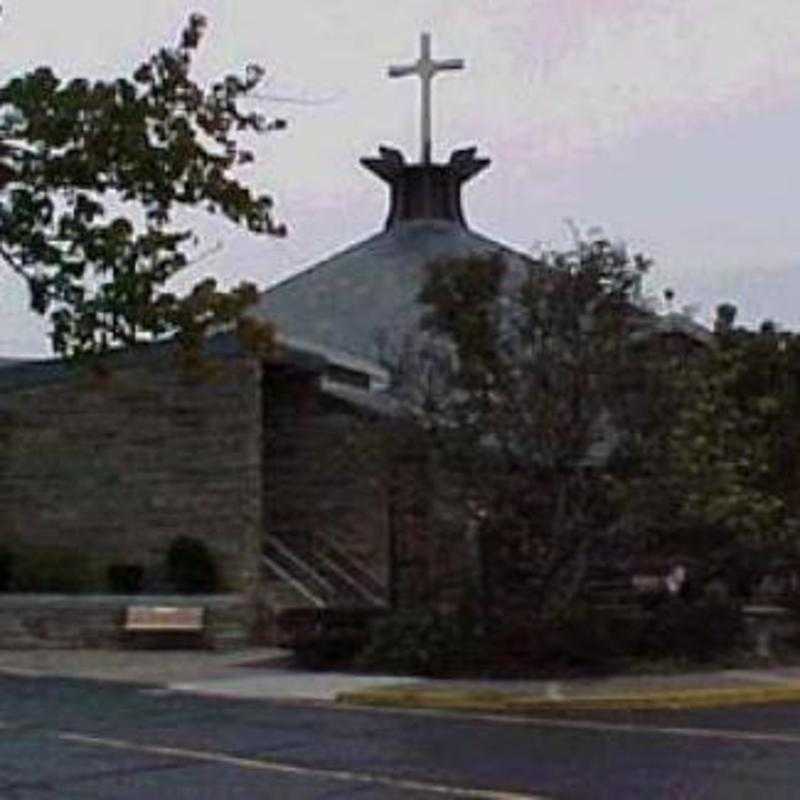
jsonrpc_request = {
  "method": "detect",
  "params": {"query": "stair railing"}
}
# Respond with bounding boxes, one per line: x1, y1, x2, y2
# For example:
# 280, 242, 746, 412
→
264, 533, 338, 601
314, 550, 387, 608
317, 534, 386, 600
261, 553, 326, 609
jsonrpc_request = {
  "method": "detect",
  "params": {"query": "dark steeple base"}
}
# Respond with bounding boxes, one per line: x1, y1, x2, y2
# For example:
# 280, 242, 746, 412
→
360, 146, 490, 229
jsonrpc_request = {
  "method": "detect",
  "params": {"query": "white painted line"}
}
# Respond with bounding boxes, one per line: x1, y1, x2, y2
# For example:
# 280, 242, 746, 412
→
336, 700, 800, 745
0, 667, 44, 678
451, 713, 800, 746
57, 731, 546, 799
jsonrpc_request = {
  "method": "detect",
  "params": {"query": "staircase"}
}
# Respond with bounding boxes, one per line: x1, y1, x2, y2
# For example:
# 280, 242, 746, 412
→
261, 531, 388, 647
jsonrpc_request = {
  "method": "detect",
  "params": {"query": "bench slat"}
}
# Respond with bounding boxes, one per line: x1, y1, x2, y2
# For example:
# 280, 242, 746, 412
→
124, 606, 204, 631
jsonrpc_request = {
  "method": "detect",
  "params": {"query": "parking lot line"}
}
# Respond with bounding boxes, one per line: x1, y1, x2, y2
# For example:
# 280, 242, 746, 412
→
470, 713, 800, 745
0, 666, 44, 678
335, 701, 800, 746
58, 731, 547, 799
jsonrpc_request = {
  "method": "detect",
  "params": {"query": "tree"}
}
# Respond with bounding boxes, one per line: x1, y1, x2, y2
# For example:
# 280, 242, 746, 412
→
0, 13, 283, 359
394, 237, 652, 624
610, 297, 800, 605
665, 311, 800, 578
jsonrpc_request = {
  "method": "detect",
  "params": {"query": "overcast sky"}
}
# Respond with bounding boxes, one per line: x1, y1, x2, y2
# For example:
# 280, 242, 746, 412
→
2, 0, 800, 357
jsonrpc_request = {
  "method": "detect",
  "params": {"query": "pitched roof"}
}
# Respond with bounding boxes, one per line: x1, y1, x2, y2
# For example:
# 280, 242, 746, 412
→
254, 218, 535, 372
253, 145, 538, 376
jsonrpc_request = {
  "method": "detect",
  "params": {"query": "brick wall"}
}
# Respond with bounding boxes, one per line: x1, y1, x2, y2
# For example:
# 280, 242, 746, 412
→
0, 348, 263, 593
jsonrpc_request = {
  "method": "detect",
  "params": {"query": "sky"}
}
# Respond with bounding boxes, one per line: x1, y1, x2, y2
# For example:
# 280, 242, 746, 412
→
2, 0, 800, 356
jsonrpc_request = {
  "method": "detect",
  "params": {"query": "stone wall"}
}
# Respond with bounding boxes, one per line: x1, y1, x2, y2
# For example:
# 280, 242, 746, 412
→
0, 348, 263, 593
0, 594, 254, 649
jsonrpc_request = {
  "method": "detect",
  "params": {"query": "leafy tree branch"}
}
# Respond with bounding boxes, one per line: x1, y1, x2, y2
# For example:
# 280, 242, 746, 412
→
0, 12, 285, 358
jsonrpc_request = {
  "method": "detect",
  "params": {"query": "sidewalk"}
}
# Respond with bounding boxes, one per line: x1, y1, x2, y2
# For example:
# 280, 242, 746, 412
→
3, 648, 800, 712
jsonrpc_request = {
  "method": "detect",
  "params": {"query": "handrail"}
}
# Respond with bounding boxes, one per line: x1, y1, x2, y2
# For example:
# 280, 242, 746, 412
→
315, 551, 387, 608
317, 535, 385, 596
264, 534, 337, 600
261, 554, 326, 609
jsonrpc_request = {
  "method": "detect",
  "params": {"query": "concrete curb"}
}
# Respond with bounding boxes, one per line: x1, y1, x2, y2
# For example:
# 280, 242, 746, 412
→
336, 684, 800, 713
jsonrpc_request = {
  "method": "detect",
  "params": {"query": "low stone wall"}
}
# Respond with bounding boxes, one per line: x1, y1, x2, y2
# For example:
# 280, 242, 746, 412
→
0, 594, 256, 650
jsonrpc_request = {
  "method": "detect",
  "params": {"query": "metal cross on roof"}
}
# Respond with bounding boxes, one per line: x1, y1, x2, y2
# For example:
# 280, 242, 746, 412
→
388, 33, 464, 164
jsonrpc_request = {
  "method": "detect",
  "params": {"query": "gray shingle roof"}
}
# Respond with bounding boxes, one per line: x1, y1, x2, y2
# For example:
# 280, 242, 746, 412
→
254, 219, 535, 371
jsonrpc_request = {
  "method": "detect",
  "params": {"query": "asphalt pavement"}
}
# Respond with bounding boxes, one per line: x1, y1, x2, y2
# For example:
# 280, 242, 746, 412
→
4, 664, 800, 798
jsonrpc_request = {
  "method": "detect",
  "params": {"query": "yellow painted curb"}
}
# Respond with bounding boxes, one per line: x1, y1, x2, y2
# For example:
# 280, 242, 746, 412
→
336, 684, 800, 713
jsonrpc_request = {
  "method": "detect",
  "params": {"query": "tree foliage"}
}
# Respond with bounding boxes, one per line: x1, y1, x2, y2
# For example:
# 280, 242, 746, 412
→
0, 13, 283, 358
655, 307, 800, 559
387, 215, 800, 638
397, 237, 651, 621
604, 299, 800, 606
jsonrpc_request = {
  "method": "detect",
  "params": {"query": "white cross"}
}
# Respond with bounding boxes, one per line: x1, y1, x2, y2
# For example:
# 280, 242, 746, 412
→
388, 33, 464, 164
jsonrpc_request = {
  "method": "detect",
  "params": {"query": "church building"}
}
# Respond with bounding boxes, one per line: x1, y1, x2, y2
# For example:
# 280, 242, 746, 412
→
252, 33, 537, 634
0, 35, 600, 647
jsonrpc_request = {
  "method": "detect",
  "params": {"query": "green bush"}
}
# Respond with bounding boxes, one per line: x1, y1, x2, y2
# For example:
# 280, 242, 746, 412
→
521, 600, 743, 669
639, 598, 744, 662
10, 546, 99, 593
485, 606, 645, 676
293, 633, 365, 669
356, 610, 483, 677
107, 563, 145, 594
0, 546, 14, 591
353, 598, 746, 677
290, 608, 384, 669
165, 536, 218, 594
357, 606, 646, 678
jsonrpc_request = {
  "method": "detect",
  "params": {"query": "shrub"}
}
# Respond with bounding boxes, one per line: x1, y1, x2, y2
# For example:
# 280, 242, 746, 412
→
0, 546, 14, 591
356, 609, 483, 677
10, 546, 99, 593
293, 633, 365, 669
357, 606, 647, 678
486, 606, 645, 676
165, 536, 218, 594
290, 608, 384, 669
107, 563, 145, 594
639, 597, 744, 662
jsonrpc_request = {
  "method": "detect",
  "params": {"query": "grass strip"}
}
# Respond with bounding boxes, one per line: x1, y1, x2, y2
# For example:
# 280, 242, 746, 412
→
337, 684, 800, 713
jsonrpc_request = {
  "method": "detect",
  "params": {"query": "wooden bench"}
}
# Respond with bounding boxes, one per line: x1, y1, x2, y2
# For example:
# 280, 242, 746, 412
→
123, 605, 206, 648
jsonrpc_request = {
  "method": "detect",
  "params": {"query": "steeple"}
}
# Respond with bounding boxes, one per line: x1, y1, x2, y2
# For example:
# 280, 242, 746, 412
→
256, 36, 531, 374
361, 33, 490, 229
360, 145, 489, 228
